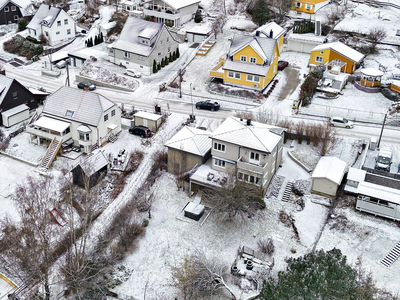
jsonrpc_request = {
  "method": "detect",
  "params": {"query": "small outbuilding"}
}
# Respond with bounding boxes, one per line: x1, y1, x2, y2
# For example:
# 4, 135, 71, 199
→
186, 24, 212, 43
1, 104, 30, 127
360, 68, 384, 87
71, 151, 109, 188
133, 111, 162, 132
311, 156, 347, 197
344, 167, 366, 194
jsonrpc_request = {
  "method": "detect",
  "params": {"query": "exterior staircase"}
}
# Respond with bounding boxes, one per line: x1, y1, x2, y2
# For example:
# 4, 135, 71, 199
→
331, 80, 342, 90
381, 241, 400, 267
27, 110, 39, 125
40, 137, 62, 169
281, 181, 293, 202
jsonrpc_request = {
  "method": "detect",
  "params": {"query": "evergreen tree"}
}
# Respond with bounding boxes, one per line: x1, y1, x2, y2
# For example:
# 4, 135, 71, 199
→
100, 32, 104, 43
157, 63, 161, 71
176, 47, 180, 58
18, 18, 27, 32
94, 35, 98, 45
164, 56, 169, 66
194, 9, 202, 23
169, 53, 172, 63
251, 0, 270, 26
161, 58, 165, 68
173, 50, 176, 61
153, 60, 157, 73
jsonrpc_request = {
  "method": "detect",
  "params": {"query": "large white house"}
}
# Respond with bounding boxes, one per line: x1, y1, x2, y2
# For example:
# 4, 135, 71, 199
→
27, 4, 76, 46
26, 86, 121, 154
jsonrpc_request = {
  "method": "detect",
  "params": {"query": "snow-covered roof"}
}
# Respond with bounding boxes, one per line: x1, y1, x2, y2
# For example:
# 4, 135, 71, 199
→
139, 28, 158, 39
27, 4, 63, 30
255, 21, 285, 39
112, 17, 164, 57
1, 104, 29, 117
33, 116, 70, 132
223, 60, 269, 77
143, 0, 200, 9
186, 24, 212, 35
42, 86, 117, 127
134, 111, 162, 121
358, 181, 400, 205
361, 68, 383, 77
73, 151, 109, 176
211, 117, 283, 153
0, 0, 20, 11
287, 33, 327, 44
165, 126, 212, 156
0, 75, 13, 106
312, 156, 347, 185
311, 42, 365, 63
228, 34, 276, 64
347, 167, 366, 183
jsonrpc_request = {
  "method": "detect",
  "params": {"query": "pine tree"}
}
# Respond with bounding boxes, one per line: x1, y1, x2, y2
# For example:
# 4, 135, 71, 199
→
194, 9, 202, 23
161, 58, 165, 68
100, 32, 104, 43
176, 47, 180, 58
157, 63, 161, 71
153, 60, 157, 73
251, 0, 270, 26
169, 53, 172, 63
173, 50, 176, 61
94, 35, 98, 45
164, 56, 169, 66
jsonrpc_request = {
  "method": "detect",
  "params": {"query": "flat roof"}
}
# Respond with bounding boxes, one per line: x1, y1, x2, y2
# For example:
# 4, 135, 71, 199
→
33, 116, 70, 133
347, 167, 366, 183
358, 181, 400, 205
2, 104, 29, 118
134, 111, 162, 121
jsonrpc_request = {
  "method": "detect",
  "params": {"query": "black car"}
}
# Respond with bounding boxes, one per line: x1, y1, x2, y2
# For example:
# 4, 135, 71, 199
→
129, 125, 151, 137
195, 100, 220, 111
77, 81, 96, 90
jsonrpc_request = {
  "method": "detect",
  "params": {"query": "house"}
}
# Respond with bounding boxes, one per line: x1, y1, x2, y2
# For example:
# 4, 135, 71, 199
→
108, 17, 179, 76
311, 156, 347, 197
190, 117, 284, 195
121, 0, 141, 12
287, 33, 327, 53
0, 74, 38, 127
292, 0, 330, 14
142, 0, 201, 27
210, 28, 281, 91
71, 151, 109, 188
254, 22, 285, 53
309, 41, 364, 74
27, 4, 76, 47
0, 0, 25, 25
68, 0, 85, 11
26, 86, 121, 154
133, 111, 162, 132
165, 126, 212, 175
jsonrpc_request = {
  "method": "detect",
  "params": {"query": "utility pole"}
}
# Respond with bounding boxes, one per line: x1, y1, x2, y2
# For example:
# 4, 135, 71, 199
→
179, 69, 182, 98
65, 59, 70, 86
377, 113, 387, 149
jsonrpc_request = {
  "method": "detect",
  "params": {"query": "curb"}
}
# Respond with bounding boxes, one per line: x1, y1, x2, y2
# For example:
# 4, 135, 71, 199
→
287, 150, 313, 173
0, 273, 18, 289
0, 151, 39, 167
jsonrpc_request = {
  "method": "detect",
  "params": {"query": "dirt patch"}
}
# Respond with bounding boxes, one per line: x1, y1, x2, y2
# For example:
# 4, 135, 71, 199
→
277, 67, 301, 100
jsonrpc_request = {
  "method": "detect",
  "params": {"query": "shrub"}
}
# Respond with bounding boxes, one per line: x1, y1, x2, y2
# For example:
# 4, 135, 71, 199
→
18, 18, 27, 31
164, 56, 169, 66
258, 238, 275, 256
194, 9, 202, 23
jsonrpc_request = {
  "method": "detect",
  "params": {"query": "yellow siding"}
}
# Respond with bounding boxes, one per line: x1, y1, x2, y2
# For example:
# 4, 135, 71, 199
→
310, 48, 331, 65
232, 45, 263, 65
391, 83, 400, 93
292, 0, 328, 13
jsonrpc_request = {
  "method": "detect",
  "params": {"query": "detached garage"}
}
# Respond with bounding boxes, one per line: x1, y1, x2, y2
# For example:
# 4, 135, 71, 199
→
133, 111, 162, 132
1, 104, 30, 127
311, 156, 347, 197
186, 24, 212, 43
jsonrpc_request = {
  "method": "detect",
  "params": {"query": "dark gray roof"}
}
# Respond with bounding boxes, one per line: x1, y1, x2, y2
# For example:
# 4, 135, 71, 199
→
73, 151, 109, 176
27, 4, 62, 30
0, 75, 14, 106
228, 34, 276, 64
42, 86, 116, 127
112, 17, 164, 57
0, 0, 21, 11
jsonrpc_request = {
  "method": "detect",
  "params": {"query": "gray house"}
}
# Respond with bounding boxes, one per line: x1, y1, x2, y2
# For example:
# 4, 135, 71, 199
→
108, 17, 179, 76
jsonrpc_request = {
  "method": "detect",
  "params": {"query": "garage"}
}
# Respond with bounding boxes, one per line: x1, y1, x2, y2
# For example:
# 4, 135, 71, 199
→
186, 24, 212, 43
1, 104, 30, 128
287, 33, 327, 53
311, 156, 347, 197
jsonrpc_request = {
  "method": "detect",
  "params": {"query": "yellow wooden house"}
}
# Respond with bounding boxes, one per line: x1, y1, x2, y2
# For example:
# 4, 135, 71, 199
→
210, 23, 283, 91
292, 0, 330, 14
309, 41, 364, 74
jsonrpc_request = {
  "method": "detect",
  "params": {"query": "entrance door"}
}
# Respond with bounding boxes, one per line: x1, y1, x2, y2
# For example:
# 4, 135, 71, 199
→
143, 119, 148, 127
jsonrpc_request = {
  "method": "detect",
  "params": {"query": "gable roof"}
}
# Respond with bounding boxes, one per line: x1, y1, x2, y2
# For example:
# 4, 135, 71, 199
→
228, 34, 276, 63
0, 75, 14, 106
143, 0, 200, 9
73, 151, 109, 176
0, 0, 21, 11
312, 156, 346, 184
112, 17, 174, 57
27, 4, 63, 30
42, 86, 116, 127
165, 126, 212, 156
211, 117, 283, 153
311, 41, 365, 63
255, 21, 285, 39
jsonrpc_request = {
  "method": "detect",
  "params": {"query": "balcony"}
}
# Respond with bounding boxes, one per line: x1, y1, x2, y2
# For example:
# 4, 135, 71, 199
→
237, 156, 267, 175
26, 125, 71, 142
143, 6, 178, 16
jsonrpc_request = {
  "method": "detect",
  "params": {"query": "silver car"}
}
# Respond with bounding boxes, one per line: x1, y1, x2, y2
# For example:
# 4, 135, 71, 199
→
330, 117, 354, 129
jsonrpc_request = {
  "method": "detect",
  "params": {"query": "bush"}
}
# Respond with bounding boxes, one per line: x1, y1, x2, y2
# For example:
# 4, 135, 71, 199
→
3, 34, 43, 58
18, 18, 27, 31
258, 238, 275, 255
194, 9, 202, 23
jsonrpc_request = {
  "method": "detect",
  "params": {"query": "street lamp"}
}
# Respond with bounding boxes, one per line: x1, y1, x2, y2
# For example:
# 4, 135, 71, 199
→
190, 83, 194, 120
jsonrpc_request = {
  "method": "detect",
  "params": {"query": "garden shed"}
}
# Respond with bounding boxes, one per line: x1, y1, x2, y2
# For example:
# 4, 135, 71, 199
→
133, 111, 162, 132
311, 156, 347, 197
1, 104, 29, 127
71, 151, 109, 188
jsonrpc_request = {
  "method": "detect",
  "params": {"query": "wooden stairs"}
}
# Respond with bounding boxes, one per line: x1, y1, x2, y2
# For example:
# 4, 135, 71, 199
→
381, 241, 400, 267
40, 137, 62, 169
27, 110, 40, 125
281, 181, 293, 202
197, 40, 216, 56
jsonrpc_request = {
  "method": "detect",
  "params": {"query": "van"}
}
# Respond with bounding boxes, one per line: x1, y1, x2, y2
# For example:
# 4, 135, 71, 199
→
375, 147, 392, 171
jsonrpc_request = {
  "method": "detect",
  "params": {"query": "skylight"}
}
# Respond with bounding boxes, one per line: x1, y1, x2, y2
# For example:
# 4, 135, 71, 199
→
65, 110, 74, 117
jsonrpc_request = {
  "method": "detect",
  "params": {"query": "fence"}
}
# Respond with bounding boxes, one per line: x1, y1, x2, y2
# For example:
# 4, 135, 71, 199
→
349, 0, 400, 10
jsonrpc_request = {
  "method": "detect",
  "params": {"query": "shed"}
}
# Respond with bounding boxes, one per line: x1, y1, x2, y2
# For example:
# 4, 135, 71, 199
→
311, 156, 347, 197
1, 104, 30, 127
184, 202, 205, 220
71, 151, 109, 188
133, 111, 162, 132
344, 167, 366, 194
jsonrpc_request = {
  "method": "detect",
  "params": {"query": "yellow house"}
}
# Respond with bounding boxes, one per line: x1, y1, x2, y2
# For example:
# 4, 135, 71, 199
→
210, 28, 282, 91
255, 21, 285, 53
309, 41, 364, 74
292, 0, 330, 14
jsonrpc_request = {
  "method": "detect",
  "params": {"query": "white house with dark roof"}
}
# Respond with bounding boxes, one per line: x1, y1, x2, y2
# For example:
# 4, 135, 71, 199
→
190, 117, 284, 195
165, 126, 212, 175
27, 4, 76, 46
142, 0, 201, 27
108, 17, 179, 75
26, 86, 121, 154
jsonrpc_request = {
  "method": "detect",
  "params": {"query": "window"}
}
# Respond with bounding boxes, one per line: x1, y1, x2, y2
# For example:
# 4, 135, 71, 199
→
168, 47, 170, 53
64, 19, 68, 25
244, 174, 249, 182
160, 40, 164, 45
104, 114, 109, 122
240, 56, 247, 62
247, 75, 260, 83
67, 29, 71, 35
79, 133, 90, 141
111, 109, 115, 117
124, 52, 131, 59
249, 175, 255, 184
11, 6, 16, 11
228, 71, 234, 78
56, 31, 60, 35
250, 57, 256, 63
295, 2, 301, 7
4, 7, 8, 12
213, 142, 225, 152
214, 159, 226, 168
12, 92, 18, 100
13, 15, 18, 20
250, 151, 260, 163
158, 52, 162, 58
305, 4, 312, 10
57, 20, 61, 26
315, 56, 323, 63
45, 31, 49, 37
138, 55, 144, 60
320, 51, 324, 55
228, 71, 241, 79
263, 172, 269, 185
237, 172, 243, 180
255, 177, 261, 186
167, 37, 169, 42
65, 110, 74, 117
234, 73, 240, 79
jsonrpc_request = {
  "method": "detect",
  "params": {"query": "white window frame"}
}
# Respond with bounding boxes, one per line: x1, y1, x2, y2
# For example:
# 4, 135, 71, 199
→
67, 29, 71, 35
64, 19, 68, 25
237, 172, 243, 180
240, 55, 247, 62
320, 51, 324, 55
214, 158, 226, 168
295, 2, 301, 7
57, 20, 61, 26
13, 15, 18, 20
249, 151, 260, 164
124, 52, 131, 59
250, 57, 256, 63
213, 142, 226, 152
228, 71, 234, 78
56, 31, 60, 35
4, 7, 9, 12
305, 4, 312, 10
315, 56, 323, 63
247, 75, 260, 83
11, 6, 16, 11
234, 72, 240, 79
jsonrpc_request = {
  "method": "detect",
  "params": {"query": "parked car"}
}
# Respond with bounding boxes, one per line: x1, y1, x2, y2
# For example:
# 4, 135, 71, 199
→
195, 100, 220, 111
278, 61, 289, 70
77, 81, 96, 91
55, 60, 67, 69
129, 125, 151, 137
375, 147, 392, 171
125, 69, 142, 78
330, 117, 354, 128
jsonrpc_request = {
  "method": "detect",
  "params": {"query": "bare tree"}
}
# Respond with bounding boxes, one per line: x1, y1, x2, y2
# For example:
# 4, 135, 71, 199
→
368, 27, 387, 44
311, 122, 338, 156
172, 251, 237, 300
86, 0, 101, 16
212, 14, 227, 39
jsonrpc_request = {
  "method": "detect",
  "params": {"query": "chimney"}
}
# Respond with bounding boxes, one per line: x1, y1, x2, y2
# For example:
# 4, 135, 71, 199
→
269, 29, 273, 38
255, 30, 260, 37
246, 119, 251, 126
